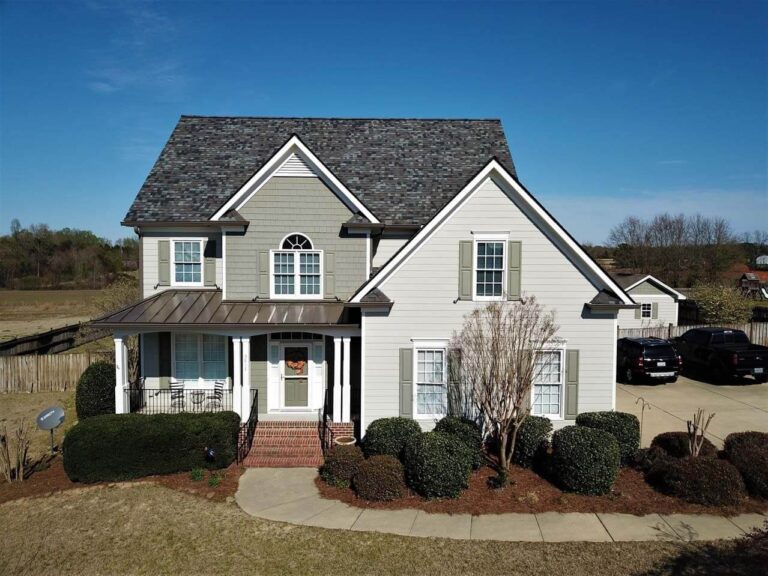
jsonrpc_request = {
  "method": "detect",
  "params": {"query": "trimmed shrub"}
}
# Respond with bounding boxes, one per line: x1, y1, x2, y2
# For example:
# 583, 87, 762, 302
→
512, 416, 553, 469
646, 457, 747, 506
651, 431, 718, 459
551, 426, 620, 495
62, 411, 240, 483
75, 361, 116, 420
403, 432, 473, 498
576, 411, 640, 465
724, 431, 768, 458
631, 446, 672, 475
434, 416, 484, 469
362, 417, 422, 459
320, 444, 364, 488
727, 445, 768, 498
352, 455, 406, 501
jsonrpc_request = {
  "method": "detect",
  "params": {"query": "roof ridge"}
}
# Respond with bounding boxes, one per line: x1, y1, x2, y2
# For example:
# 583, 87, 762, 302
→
178, 115, 503, 122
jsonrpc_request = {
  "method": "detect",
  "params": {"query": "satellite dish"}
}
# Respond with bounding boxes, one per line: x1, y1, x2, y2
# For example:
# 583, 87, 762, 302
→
37, 406, 65, 454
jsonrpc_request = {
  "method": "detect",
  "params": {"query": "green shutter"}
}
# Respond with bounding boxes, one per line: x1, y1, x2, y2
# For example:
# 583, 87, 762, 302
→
204, 239, 217, 287
458, 241, 473, 300
507, 241, 521, 300
399, 348, 413, 418
652, 302, 659, 319
158, 332, 172, 389
324, 252, 335, 299
565, 349, 579, 420
635, 306, 641, 320
158, 240, 170, 286
258, 251, 269, 298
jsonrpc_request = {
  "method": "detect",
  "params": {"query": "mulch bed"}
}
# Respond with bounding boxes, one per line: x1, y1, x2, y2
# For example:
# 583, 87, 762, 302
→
0, 456, 244, 505
316, 465, 768, 517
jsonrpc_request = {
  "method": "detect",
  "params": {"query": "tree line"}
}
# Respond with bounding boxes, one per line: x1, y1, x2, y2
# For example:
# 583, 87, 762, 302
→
0, 220, 138, 289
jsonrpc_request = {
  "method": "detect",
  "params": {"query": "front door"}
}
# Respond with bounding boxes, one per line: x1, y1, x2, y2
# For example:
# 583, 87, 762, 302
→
281, 345, 309, 408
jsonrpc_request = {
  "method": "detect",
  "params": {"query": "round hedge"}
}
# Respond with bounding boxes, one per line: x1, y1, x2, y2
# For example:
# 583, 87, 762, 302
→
352, 455, 406, 501
724, 431, 768, 458
726, 444, 768, 499
434, 416, 484, 469
512, 416, 553, 469
575, 411, 640, 465
551, 426, 620, 495
75, 361, 116, 420
363, 417, 422, 459
403, 432, 473, 498
651, 432, 718, 459
320, 444, 365, 488
646, 457, 747, 506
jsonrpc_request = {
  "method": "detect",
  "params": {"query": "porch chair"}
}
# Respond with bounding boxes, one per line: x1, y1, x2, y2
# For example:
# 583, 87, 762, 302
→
205, 380, 225, 411
169, 378, 185, 412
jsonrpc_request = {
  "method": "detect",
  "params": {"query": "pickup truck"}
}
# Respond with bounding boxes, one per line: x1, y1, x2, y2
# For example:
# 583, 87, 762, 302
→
673, 327, 768, 383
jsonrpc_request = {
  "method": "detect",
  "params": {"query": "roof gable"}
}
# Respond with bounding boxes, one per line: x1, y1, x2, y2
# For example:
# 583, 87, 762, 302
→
614, 274, 687, 300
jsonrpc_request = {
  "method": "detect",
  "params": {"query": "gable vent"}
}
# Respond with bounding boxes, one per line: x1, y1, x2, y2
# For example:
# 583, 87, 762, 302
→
275, 153, 317, 177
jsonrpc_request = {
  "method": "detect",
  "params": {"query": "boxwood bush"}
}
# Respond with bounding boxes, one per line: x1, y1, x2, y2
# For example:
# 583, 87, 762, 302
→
726, 444, 768, 499
651, 431, 718, 459
646, 457, 747, 506
75, 361, 116, 420
362, 417, 422, 459
434, 416, 484, 469
512, 416, 553, 469
403, 432, 473, 498
63, 411, 240, 483
352, 455, 406, 501
724, 431, 768, 457
320, 444, 365, 488
576, 411, 640, 465
551, 426, 620, 495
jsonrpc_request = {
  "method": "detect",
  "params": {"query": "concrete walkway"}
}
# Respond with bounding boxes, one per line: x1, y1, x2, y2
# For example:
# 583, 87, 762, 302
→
235, 468, 767, 542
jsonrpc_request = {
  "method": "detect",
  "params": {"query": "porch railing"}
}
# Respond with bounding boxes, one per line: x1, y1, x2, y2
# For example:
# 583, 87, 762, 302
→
125, 386, 234, 414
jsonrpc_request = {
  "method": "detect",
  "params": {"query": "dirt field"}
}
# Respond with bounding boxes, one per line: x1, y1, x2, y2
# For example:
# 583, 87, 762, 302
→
0, 391, 76, 460
0, 290, 104, 342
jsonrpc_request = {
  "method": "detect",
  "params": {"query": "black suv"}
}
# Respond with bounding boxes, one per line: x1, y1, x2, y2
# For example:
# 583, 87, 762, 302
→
617, 337, 682, 384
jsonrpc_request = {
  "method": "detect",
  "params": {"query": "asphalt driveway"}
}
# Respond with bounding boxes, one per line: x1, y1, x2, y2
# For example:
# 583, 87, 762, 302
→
617, 375, 768, 447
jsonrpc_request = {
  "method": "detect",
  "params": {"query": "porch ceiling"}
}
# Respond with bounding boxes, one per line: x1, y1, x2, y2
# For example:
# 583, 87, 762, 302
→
92, 289, 354, 329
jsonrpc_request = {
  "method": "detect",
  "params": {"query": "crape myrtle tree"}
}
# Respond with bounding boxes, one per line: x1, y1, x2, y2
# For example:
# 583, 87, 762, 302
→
450, 296, 559, 485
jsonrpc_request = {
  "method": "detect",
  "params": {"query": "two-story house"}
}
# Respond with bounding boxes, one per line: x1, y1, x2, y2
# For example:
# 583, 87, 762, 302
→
95, 116, 636, 466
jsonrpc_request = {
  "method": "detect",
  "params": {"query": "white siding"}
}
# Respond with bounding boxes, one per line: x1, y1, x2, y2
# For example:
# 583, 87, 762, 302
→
372, 237, 409, 268
617, 293, 678, 329
363, 177, 617, 432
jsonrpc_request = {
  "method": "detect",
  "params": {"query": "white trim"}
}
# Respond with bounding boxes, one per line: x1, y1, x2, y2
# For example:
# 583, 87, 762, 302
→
351, 160, 633, 305
365, 232, 371, 279
269, 249, 324, 299
612, 317, 618, 410
274, 152, 317, 177
221, 232, 227, 300
342, 337, 351, 423
640, 302, 653, 319
211, 136, 379, 223
530, 347, 566, 420
472, 235, 508, 302
333, 337, 342, 423
278, 342, 312, 410
170, 237, 206, 287
279, 232, 314, 250
412, 343, 449, 419
241, 337, 251, 422
624, 274, 687, 301
360, 314, 367, 434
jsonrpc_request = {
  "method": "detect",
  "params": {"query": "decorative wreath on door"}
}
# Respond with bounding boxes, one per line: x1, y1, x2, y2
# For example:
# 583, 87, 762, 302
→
286, 352, 306, 374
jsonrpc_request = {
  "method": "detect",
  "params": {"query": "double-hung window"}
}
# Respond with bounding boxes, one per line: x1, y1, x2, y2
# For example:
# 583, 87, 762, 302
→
414, 346, 447, 417
173, 240, 202, 285
640, 303, 652, 319
271, 234, 322, 298
532, 349, 564, 418
173, 334, 227, 384
474, 235, 506, 300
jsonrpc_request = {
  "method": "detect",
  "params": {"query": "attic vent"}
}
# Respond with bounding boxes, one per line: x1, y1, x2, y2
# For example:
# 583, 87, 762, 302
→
275, 153, 316, 177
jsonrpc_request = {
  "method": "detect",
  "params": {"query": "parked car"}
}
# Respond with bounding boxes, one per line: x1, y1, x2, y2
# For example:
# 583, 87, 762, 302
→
673, 328, 768, 383
617, 337, 682, 384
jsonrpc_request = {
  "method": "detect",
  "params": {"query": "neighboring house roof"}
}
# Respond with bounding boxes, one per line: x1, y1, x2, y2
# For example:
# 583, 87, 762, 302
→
610, 273, 687, 301
742, 271, 768, 282
124, 116, 516, 226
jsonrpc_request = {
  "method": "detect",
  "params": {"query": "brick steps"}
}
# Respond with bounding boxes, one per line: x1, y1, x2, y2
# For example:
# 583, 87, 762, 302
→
245, 420, 324, 468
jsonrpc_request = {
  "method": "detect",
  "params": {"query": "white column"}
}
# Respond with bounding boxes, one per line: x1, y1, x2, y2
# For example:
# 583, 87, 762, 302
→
342, 337, 351, 423
241, 337, 251, 423
114, 336, 126, 414
333, 337, 342, 423
233, 337, 242, 420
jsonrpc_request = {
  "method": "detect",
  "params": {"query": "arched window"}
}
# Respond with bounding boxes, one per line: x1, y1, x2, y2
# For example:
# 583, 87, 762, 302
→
271, 233, 322, 298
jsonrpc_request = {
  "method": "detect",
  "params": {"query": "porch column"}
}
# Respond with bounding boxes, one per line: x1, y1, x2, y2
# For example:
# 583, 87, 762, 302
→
241, 337, 251, 423
333, 337, 342, 423
233, 337, 242, 420
114, 336, 127, 414
342, 337, 351, 423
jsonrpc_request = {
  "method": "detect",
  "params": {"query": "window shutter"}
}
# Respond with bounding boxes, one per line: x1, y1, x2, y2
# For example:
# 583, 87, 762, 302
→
258, 251, 269, 298
204, 240, 217, 287
635, 306, 641, 320
507, 241, 522, 300
399, 348, 413, 418
652, 302, 659, 319
324, 252, 336, 299
158, 240, 170, 286
458, 241, 473, 300
158, 332, 171, 389
565, 349, 579, 420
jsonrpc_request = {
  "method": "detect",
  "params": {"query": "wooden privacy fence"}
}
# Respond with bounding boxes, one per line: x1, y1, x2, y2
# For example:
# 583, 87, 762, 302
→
0, 322, 109, 356
618, 322, 768, 346
0, 352, 112, 393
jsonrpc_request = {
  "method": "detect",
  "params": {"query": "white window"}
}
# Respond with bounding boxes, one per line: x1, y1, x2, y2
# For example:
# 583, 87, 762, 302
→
173, 334, 227, 384
641, 303, 652, 319
414, 347, 447, 417
532, 349, 564, 418
270, 233, 322, 299
173, 240, 203, 285
473, 234, 507, 300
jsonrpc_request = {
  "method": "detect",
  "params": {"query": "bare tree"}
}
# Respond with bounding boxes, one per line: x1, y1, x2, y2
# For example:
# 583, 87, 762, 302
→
450, 297, 559, 485
94, 276, 141, 383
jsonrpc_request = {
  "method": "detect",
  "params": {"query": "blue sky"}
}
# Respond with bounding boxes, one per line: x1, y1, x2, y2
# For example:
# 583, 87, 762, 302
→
1, 0, 766, 243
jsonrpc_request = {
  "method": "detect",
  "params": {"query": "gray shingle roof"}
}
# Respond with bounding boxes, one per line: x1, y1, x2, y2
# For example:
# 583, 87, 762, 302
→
124, 116, 516, 225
